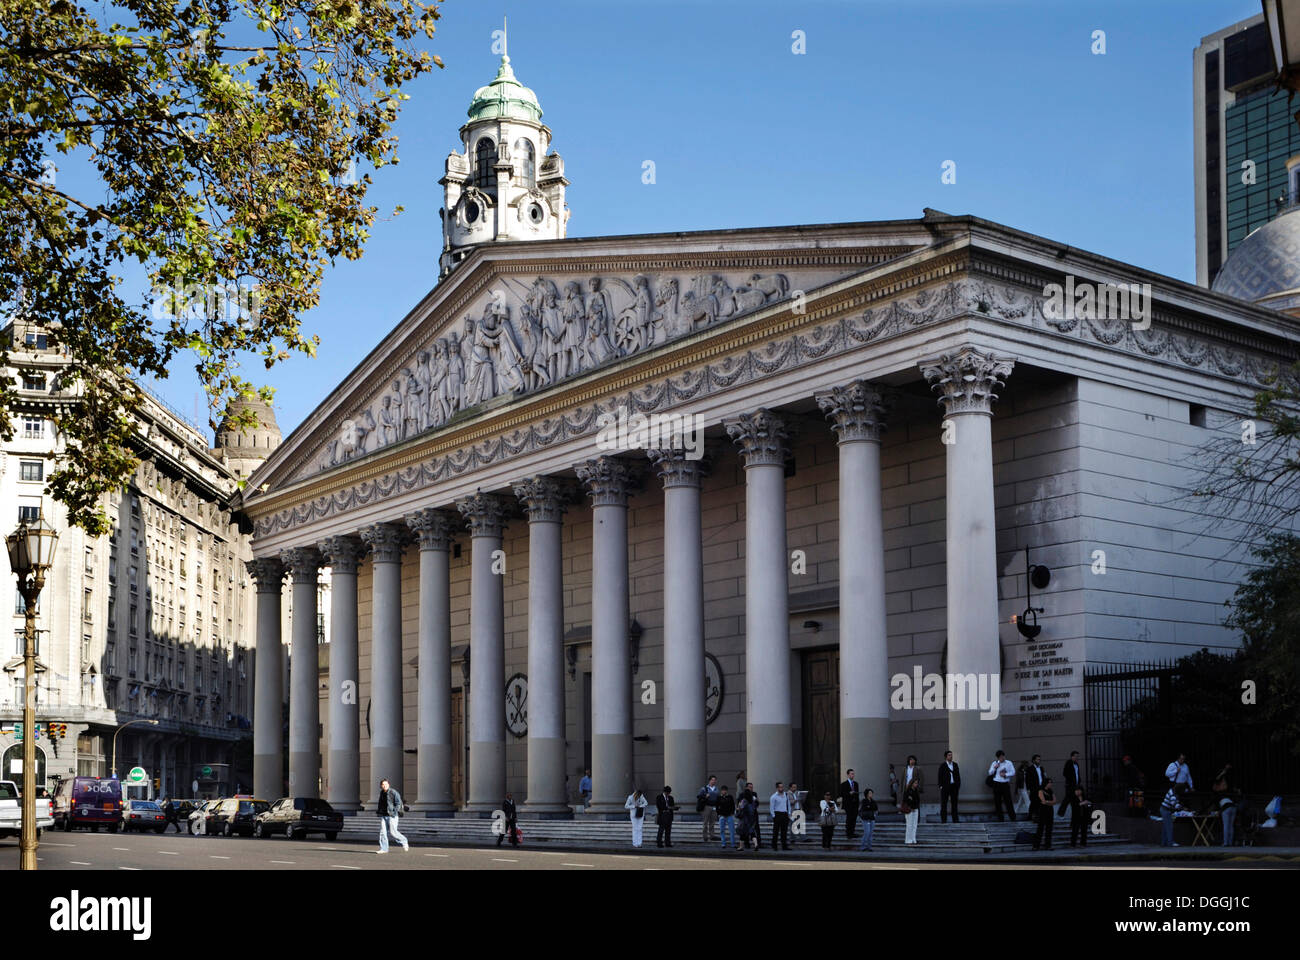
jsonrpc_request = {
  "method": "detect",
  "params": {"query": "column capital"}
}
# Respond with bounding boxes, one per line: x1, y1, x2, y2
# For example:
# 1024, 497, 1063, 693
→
725, 408, 789, 467
456, 492, 511, 538
575, 455, 637, 506
318, 535, 366, 574
246, 557, 285, 591
647, 447, 712, 488
360, 522, 409, 563
279, 546, 323, 583
816, 380, 891, 443
512, 475, 570, 523
406, 508, 456, 550
919, 347, 1014, 416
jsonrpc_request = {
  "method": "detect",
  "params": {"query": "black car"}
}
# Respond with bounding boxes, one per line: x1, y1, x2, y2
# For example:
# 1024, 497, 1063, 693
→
254, 797, 344, 840
210, 796, 270, 837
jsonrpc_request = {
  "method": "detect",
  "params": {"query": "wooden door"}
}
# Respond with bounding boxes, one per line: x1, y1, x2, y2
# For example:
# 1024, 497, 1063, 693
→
451, 688, 465, 809
801, 648, 840, 803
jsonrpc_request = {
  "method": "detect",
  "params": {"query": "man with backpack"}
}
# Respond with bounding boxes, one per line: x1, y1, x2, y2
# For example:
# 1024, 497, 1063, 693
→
376, 778, 409, 853
696, 775, 720, 842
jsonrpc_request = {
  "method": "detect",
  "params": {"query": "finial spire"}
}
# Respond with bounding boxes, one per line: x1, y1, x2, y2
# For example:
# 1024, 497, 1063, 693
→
503, 16, 508, 59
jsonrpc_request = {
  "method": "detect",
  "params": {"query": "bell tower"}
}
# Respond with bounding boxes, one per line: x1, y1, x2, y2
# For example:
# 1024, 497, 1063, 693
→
440, 23, 570, 277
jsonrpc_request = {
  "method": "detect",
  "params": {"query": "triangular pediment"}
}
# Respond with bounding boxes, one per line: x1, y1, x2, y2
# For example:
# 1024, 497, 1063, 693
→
252, 224, 932, 494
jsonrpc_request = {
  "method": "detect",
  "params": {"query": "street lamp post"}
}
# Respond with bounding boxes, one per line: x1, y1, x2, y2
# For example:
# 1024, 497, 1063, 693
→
6, 517, 60, 872
111, 718, 160, 780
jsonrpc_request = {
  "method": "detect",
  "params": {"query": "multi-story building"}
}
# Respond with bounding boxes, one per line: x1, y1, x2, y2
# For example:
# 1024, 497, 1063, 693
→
0, 320, 283, 798
1194, 12, 1300, 286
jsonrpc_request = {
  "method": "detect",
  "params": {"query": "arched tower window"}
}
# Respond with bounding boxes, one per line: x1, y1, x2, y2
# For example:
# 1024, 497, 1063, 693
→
474, 138, 498, 191
514, 138, 535, 186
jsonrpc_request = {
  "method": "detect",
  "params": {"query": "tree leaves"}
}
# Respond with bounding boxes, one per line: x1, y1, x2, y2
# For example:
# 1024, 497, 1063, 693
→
0, 0, 443, 531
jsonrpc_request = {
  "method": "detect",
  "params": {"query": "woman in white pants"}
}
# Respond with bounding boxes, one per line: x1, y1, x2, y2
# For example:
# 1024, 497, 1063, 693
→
625, 789, 648, 848
901, 755, 922, 845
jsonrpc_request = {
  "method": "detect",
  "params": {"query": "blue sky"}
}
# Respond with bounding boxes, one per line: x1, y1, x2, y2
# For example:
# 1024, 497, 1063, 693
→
139, 0, 1264, 438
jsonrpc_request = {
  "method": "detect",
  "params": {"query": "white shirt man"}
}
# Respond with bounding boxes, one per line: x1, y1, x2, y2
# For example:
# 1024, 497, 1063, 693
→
989, 757, 1014, 782
1165, 757, 1193, 791
769, 789, 791, 815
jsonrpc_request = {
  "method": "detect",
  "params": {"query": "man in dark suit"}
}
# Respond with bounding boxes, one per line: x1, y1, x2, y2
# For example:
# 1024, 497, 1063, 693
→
497, 792, 519, 847
938, 750, 961, 823
838, 769, 861, 839
1025, 754, 1046, 822
1059, 750, 1082, 816
655, 785, 677, 848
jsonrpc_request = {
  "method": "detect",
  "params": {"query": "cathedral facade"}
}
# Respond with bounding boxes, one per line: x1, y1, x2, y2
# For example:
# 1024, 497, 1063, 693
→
240, 53, 1296, 816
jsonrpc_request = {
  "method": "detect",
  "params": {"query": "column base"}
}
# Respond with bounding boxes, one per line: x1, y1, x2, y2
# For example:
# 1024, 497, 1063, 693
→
519, 804, 575, 820
456, 807, 499, 819
371, 745, 405, 796
746, 721, 792, 814
253, 753, 282, 802
408, 802, 457, 818
329, 800, 362, 815
840, 715, 891, 790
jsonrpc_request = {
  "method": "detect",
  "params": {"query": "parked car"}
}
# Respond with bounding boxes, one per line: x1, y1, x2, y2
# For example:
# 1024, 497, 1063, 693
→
254, 797, 344, 840
188, 799, 222, 835
51, 777, 122, 832
122, 799, 167, 833
210, 796, 270, 837
0, 780, 53, 838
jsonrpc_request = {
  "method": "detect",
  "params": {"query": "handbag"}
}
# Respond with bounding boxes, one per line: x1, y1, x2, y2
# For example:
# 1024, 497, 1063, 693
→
898, 801, 911, 815
985, 774, 996, 788
634, 806, 644, 819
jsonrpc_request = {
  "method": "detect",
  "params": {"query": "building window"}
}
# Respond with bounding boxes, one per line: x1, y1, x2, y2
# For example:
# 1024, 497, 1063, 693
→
21, 374, 44, 391
83, 587, 93, 621
129, 603, 138, 636
474, 137, 498, 191
24, 332, 48, 350
13, 588, 38, 616
84, 545, 94, 574
21, 417, 43, 439
514, 138, 535, 185
19, 460, 43, 482
17, 505, 40, 525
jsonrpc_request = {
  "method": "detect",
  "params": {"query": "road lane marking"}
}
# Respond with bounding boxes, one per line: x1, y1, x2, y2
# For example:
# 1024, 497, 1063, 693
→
561, 862, 594, 867
611, 855, 638, 860
70, 860, 92, 865
269, 860, 296, 864
157, 851, 179, 856
40, 842, 74, 847
424, 853, 449, 858
113, 847, 130, 851
209, 855, 231, 859
491, 858, 518, 863
119, 867, 140, 871
331, 864, 361, 869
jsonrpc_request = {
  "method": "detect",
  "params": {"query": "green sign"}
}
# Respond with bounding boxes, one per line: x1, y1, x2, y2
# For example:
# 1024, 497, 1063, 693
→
201, 765, 212, 777
126, 766, 147, 784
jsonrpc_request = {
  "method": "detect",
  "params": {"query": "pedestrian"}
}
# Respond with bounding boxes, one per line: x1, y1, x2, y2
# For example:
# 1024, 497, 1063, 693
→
735, 770, 746, 800
786, 782, 804, 842
1014, 759, 1031, 817
376, 778, 409, 854
838, 768, 861, 840
1122, 754, 1146, 816
818, 791, 838, 849
578, 768, 592, 809
696, 775, 720, 842
624, 788, 648, 848
1067, 785, 1093, 847
655, 785, 677, 848
938, 749, 961, 823
1165, 753, 1193, 798
163, 798, 181, 834
716, 785, 736, 850
769, 781, 792, 851
1159, 783, 1184, 847
737, 792, 757, 850
497, 791, 519, 847
741, 781, 763, 848
1025, 754, 1046, 822
901, 758, 922, 845
858, 788, 878, 852
1213, 764, 1236, 847
887, 764, 899, 809
1033, 777, 1055, 851
1058, 750, 1082, 817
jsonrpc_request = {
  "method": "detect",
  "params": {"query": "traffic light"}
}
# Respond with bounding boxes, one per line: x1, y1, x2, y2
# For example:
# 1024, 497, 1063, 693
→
153, 778, 160, 791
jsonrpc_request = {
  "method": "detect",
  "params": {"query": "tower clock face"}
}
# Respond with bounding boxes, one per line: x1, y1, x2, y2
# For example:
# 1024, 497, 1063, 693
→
505, 673, 528, 737
527, 202, 545, 226
464, 199, 480, 223
705, 653, 723, 725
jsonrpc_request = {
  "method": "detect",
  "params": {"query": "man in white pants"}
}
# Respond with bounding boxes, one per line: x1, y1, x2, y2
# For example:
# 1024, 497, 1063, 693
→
376, 778, 409, 853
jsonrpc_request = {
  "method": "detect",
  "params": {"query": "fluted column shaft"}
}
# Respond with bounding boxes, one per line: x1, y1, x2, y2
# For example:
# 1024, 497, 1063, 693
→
818, 382, 891, 789
726, 410, 792, 812
576, 457, 635, 815
456, 493, 511, 815
319, 536, 365, 812
514, 477, 571, 816
921, 348, 1014, 812
361, 523, 407, 801
248, 558, 286, 802
650, 448, 709, 803
281, 547, 323, 798
407, 510, 456, 816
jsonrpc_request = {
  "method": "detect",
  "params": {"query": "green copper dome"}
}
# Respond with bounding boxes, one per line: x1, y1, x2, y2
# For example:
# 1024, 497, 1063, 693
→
467, 55, 542, 123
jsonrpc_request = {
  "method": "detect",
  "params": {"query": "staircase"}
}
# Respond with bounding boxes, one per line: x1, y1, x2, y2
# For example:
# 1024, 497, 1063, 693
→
337, 813, 1131, 854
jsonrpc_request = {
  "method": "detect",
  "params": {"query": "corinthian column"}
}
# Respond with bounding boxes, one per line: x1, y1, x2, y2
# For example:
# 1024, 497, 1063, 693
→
512, 476, 571, 817
725, 409, 791, 814
247, 557, 286, 802
318, 535, 366, 813
920, 347, 1014, 813
406, 508, 457, 816
455, 493, 511, 816
360, 522, 408, 801
648, 447, 709, 806
280, 546, 323, 799
816, 381, 891, 790
574, 456, 635, 816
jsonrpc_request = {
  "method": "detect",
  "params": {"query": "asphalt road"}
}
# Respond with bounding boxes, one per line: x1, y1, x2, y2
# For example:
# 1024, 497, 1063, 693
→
3, 831, 1290, 870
